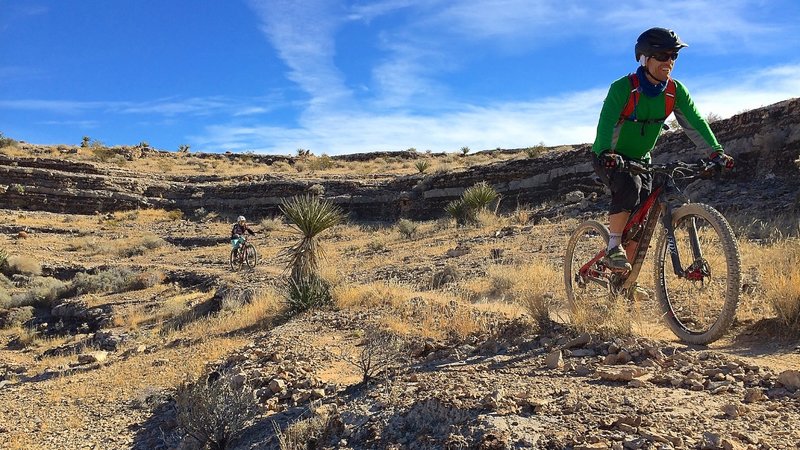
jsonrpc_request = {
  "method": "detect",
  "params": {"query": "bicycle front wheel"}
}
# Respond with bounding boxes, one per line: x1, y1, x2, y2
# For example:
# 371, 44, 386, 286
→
653, 203, 741, 344
564, 220, 617, 330
244, 243, 258, 269
230, 248, 243, 271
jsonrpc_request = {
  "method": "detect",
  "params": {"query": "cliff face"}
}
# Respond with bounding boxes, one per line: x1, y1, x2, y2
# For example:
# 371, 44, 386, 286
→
1, 98, 798, 220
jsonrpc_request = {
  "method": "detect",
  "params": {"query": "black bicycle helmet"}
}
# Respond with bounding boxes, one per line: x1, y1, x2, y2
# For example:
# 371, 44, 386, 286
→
635, 27, 688, 61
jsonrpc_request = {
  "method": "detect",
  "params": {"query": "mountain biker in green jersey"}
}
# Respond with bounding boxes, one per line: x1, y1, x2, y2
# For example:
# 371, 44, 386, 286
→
591, 27, 734, 271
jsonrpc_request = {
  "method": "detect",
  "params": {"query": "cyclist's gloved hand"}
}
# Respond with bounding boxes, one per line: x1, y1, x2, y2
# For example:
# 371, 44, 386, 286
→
600, 151, 624, 170
709, 151, 734, 170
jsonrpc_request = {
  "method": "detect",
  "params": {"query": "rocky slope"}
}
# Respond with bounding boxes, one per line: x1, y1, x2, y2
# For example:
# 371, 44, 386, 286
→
1, 98, 798, 221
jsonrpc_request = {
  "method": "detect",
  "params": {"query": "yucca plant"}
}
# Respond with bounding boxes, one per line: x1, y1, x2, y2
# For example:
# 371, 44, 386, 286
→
414, 159, 431, 174
280, 194, 344, 282
445, 199, 471, 226
462, 181, 499, 212
285, 276, 333, 313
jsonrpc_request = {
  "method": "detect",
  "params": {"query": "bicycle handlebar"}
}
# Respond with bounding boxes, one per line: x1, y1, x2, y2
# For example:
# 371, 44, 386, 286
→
624, 159, 720, 178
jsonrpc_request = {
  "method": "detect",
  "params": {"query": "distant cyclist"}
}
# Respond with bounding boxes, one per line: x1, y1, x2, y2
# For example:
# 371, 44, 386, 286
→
591, 27, 734, 271
231, 215, 256, 253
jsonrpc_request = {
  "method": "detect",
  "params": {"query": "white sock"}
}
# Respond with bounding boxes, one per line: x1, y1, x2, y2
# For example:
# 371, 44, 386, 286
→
608, 233, 622, 250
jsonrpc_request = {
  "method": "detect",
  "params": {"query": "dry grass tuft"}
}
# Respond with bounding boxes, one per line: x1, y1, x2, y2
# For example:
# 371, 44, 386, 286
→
332, 281, 411, 309
760, 239, 800, 331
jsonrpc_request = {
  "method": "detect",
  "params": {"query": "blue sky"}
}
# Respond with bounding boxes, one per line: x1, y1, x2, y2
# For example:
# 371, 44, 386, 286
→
1, 0, 799, 155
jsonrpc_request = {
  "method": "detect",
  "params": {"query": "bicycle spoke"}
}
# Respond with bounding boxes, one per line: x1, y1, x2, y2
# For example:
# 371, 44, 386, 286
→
564, 221, 624, 332
655, 203, 740, 344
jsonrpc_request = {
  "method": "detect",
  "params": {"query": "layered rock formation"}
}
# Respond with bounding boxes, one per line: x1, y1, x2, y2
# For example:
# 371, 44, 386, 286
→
1, 98, 798, 220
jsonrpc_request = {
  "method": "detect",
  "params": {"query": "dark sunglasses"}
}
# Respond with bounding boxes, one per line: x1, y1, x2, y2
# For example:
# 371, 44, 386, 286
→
649, 52, 679, 62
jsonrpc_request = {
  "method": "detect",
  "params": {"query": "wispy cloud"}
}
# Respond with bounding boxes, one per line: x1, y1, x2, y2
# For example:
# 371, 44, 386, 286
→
192, 61, 798, 155
247, 0, 352, 111
687, 63, 800, 117
0, 96, 282, 117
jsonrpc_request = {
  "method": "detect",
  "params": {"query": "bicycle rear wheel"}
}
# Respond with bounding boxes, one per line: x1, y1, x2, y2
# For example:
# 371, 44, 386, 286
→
230, 248, 243, 271
653, 203, 741, 344
244, 243, 258, 269
564, 220, 618, 329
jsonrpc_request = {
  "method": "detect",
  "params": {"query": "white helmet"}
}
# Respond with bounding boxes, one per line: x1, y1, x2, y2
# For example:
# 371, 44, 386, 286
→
237, 215, 246, 222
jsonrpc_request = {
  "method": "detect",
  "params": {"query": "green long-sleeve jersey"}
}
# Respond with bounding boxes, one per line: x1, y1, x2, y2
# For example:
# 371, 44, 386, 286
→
592, 75, 723, 160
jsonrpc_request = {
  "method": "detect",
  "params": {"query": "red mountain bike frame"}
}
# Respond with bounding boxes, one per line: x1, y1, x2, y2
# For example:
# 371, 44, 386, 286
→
578, 169, 704, 292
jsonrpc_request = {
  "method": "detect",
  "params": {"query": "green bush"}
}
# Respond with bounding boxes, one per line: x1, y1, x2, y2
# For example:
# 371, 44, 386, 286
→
285, 276, 332, 314
445, 199, 472, 226
462, 181, 499, 211
414, 160, 431, 174
445, 181, 500, 226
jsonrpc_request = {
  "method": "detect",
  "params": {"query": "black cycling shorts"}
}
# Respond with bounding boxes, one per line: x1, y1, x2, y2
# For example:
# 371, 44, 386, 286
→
592, 153, 652, 215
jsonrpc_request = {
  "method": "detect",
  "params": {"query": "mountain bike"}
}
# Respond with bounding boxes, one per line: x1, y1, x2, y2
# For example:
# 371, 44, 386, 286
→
563, 159, 741, 344
230, 236, 258, 271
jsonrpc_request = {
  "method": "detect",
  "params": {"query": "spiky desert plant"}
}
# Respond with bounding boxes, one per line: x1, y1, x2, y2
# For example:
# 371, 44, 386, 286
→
462, 181, 498, 211
414, 159, 431, 174
280, 195, 344, 281
445, 198, 471, 225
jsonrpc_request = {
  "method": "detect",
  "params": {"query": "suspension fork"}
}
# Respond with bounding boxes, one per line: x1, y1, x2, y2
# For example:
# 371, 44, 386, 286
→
660, 203, 687, 278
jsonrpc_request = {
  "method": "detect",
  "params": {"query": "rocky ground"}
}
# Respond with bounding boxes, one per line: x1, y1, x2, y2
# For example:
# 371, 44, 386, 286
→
0, 202, 798, 450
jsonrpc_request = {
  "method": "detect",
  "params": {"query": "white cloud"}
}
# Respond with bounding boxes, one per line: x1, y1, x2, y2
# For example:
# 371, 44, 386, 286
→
686, 63, 800, 118
0, 96, 281, 117
247, 0, 352, 111
192, 61, 798, 155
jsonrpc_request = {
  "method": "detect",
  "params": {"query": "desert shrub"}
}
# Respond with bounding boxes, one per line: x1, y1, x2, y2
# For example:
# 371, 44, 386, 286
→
285, 277, 332, 313
0, 288, 11, 309
259, 216, 284, 232
445, 199, 471, 226
524, 142, 546, 158
728, 215, 800, 243
71, 267, 139, 295
175, 372, 259, 450
352, 327, 402, 383
90, 146, 117, 162
431, 265, 460, 289
119, 234, 166, 257
0, 273, 12, 288
5, 255, 42, 276
274, 411, 331, 450
307, 154, 334, 171
9, 277, 68, 309
365, 239, 387, 252
167, 210, 184, 221
414, 159, 431, 174
0, 132, 16, 148
396, 219, 418, 240
460, 146, 470, 156
307, 183, 325, 197
0, 305, 34, 328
